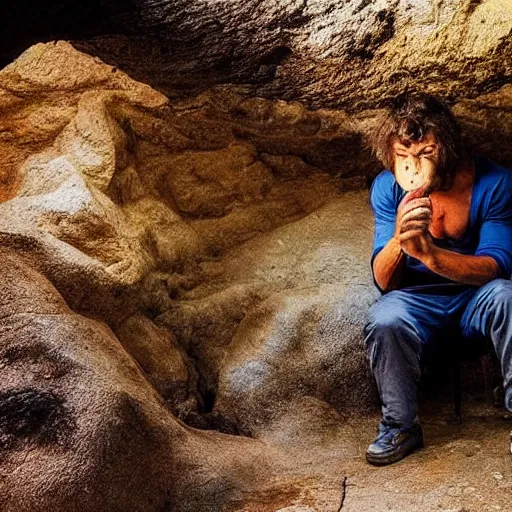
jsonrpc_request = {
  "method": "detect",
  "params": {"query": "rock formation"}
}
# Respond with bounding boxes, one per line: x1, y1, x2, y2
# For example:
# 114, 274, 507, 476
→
0, 251, 282, 512
75, 0, 512, 112
1, 0, 512, 508
0, 41, 372, 510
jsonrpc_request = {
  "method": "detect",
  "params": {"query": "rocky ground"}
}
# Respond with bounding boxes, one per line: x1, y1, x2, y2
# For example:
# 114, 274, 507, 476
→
234, 399, 512, 512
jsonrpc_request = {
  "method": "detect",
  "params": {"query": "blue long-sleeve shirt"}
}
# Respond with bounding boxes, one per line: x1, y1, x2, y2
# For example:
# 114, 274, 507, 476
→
370, 153, 512, 293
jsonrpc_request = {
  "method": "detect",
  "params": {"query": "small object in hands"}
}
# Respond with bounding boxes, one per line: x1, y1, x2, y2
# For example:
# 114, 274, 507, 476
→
394, 155, 437, 193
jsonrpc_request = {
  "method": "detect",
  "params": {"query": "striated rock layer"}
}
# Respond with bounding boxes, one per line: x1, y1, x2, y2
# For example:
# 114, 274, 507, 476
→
75, 0, 512, 112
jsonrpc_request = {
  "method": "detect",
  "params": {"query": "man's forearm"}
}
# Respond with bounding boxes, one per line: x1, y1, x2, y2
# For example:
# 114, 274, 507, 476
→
372, 237, 406, 292
421, 246, 499, 286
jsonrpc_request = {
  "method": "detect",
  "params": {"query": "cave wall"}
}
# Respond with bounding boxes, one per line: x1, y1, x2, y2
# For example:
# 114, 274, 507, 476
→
1, 1, 512, 510
74, 0, 512, 111
4, 1, 512, 111
0, 40, 379, 511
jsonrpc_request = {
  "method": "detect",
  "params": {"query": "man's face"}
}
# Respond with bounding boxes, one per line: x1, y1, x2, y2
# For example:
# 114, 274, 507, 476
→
391, 131, 440, 192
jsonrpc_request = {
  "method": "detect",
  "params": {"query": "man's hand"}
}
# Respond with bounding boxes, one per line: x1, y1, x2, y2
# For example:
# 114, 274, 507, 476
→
400, 228, 434, 261
394, 186, 433, 260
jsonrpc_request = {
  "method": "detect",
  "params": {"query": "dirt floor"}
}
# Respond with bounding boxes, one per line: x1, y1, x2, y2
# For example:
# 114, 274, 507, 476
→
232, 388, 512, 512
341, 410, 512, 512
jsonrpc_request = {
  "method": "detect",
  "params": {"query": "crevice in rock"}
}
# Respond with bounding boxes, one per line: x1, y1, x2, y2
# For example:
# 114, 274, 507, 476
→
179, 345, 241, 435
259, 46, 293, 67
347, 9, 395, 60
337, 477, 348, 511
0, 388, 76, 453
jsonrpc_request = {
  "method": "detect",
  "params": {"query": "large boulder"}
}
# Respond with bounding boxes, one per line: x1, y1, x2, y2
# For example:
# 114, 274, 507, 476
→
0, 250, 283, 512
158, 192, 379, 434
215, 283, 378, 435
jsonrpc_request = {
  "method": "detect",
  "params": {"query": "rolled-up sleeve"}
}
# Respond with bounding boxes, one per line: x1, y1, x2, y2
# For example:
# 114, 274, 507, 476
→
475, 174, 512, 279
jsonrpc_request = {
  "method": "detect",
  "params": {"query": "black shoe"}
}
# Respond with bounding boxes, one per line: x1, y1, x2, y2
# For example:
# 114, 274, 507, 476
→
366, 422, 424, 466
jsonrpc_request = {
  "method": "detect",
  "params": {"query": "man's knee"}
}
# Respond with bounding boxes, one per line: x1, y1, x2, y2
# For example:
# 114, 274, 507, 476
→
484, 278, 512, 297
478, 278, 512, 310
365, 297, 408, 338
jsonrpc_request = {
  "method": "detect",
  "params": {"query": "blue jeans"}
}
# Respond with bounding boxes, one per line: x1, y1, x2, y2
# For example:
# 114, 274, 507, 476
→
364, 279, 512, 428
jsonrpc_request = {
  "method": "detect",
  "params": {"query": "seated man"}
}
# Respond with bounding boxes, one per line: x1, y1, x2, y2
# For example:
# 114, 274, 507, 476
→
364, 92, 512, 466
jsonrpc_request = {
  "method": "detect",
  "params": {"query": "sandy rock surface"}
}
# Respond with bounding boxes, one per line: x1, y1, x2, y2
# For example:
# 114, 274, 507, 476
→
1, 39, 512, 511
0, 41, 369, 510
0, 251, 287, 512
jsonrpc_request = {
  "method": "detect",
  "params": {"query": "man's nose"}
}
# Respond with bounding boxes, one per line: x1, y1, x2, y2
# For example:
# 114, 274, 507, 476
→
405, 155, 422, 171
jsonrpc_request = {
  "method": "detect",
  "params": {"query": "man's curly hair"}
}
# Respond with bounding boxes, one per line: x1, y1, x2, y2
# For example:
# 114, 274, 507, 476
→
370, 92, 465, 190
